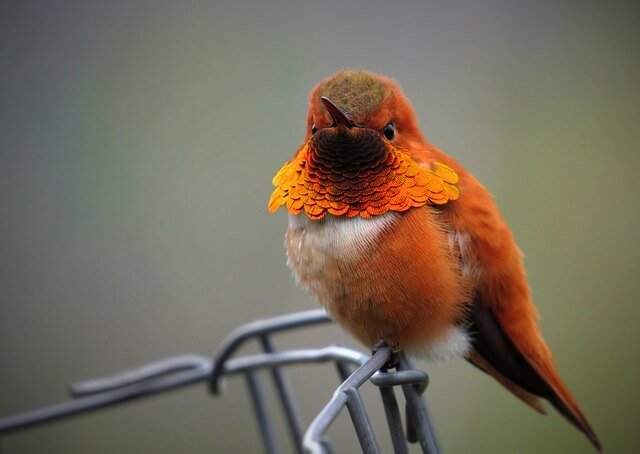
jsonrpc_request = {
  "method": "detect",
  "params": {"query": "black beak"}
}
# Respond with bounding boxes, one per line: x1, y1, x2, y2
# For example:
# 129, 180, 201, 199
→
320, 96, 354, 128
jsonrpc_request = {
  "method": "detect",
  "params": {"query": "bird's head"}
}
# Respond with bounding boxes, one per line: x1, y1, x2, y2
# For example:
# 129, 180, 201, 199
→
304, 69, 422, 151
269, 70, 459, 220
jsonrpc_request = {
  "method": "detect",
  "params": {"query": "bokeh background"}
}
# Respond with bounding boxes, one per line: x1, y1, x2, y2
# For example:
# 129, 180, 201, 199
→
1, 1, 639, 452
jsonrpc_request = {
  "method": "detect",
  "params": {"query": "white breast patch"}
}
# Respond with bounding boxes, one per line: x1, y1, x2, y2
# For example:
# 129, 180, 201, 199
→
287, 212, 400, 262
285, 212, 399, 301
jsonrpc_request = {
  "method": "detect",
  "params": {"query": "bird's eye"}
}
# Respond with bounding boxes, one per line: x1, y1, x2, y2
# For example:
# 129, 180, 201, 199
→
383, 122, 395, 140
311, 124, 318, 134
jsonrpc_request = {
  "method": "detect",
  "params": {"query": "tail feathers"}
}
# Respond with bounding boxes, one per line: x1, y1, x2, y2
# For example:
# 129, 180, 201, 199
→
469, 303, 602, 451
533, 360, 603, 452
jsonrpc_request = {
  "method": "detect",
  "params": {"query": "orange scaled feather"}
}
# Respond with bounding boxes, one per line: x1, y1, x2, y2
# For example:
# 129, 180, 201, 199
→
268, 143, 459, 219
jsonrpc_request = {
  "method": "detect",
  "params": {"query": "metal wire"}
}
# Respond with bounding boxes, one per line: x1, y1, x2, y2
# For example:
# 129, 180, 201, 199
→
0, 309, 440, 453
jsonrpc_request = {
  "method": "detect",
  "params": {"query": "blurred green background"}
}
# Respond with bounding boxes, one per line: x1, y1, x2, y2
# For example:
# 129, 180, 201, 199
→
1, 1, 639, 452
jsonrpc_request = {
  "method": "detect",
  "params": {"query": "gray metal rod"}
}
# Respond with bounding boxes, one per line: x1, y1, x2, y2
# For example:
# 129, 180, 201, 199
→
0, 366, 209, 435
370, 370, 428, 389
210, 310, 332, 393
398, 354, 439, 454
335, 362, 352, 382
0, 347, 367, 435
260, 335, 304, 454
69, 355, 211, 397
245, 372, 280, 454
344, 387, 381, 454
378, 386, 409, 454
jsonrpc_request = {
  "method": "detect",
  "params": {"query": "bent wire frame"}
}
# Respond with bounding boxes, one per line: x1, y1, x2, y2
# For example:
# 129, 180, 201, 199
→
0, 309, 440, 453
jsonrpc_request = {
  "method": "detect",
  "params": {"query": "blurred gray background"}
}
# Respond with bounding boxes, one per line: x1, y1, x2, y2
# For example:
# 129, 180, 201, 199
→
1, 1, 639, 452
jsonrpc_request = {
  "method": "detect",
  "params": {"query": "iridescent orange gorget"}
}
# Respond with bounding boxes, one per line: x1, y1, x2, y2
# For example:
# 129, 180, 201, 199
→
268, 127, 460, 220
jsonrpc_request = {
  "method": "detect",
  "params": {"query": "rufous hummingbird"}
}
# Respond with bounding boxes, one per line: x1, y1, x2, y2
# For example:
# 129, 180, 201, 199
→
268, 70, 601, 451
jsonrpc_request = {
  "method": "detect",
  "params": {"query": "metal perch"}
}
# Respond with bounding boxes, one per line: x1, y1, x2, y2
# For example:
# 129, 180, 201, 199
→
0, 309, 440, 453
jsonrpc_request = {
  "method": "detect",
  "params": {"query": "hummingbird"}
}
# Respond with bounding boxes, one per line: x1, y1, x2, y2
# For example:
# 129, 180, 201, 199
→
268, 70, 602, 451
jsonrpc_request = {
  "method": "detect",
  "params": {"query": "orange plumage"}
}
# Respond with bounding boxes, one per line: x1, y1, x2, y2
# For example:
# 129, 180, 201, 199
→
269, 70, 602, 451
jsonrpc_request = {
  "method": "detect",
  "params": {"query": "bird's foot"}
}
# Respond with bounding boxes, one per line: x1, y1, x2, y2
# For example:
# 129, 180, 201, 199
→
372, 339, 401, 370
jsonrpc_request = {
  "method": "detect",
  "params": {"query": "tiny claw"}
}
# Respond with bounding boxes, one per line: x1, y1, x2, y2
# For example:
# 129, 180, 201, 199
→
372, 339, 400, 370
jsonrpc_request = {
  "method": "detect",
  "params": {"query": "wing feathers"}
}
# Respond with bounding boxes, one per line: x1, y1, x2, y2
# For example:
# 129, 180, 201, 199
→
467, 348, 546, 414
